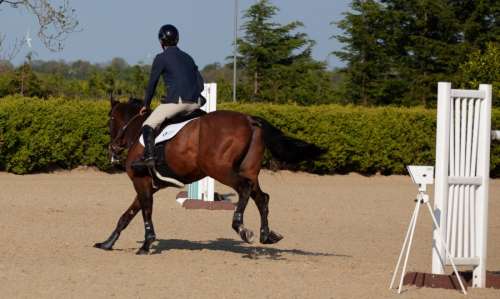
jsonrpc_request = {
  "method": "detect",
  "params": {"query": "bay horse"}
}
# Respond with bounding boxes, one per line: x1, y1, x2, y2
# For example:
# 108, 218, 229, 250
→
94, 97, 325, 254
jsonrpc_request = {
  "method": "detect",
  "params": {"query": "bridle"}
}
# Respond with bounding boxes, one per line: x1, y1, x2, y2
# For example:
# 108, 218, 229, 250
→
109, 113, 143, 157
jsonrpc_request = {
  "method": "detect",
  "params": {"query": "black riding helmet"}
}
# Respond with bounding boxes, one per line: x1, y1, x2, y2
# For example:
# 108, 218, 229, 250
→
158, 24, 179, 46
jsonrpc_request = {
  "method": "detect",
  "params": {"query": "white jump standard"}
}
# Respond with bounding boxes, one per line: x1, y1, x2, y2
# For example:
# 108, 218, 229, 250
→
175, 83, 235, 210
186, 83, 217, 202
432, 83, 492, 289
389, 82, 496, 293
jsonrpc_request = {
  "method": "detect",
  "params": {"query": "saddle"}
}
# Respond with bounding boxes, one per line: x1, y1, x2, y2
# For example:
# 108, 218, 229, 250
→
155, 108, 206, 135
134, 109, 207, 186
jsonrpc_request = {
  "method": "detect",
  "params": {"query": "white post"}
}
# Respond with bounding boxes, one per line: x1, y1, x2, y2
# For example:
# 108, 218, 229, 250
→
474, 84, 492, 287
233, 0, 238, 102
187, 83, 217, 201
432, 82, 451, 275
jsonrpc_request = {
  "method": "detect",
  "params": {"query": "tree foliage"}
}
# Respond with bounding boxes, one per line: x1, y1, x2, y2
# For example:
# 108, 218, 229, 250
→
334, 0, 500, 106
0, 57, 153, 99
236, 0, 336, 104
459, 42, 500, 105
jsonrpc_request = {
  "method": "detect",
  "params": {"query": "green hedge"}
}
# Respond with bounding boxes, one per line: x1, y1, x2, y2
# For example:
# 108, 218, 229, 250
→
0, 96, 111, 173
0, 96, 499, 176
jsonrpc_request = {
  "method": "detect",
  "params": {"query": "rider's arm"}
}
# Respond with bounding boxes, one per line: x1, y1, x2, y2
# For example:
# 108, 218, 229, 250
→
143, 55, 163, 109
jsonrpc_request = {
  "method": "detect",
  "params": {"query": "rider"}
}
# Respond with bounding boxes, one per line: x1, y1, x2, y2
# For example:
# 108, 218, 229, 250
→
135, 24, 204, 168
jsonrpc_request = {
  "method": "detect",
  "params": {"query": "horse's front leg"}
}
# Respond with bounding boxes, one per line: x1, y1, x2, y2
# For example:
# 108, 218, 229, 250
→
94, 196, 141, 250
134, 179, 156, 255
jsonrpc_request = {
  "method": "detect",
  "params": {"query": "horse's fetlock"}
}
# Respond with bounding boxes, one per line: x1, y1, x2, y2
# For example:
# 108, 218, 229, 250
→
263, 193, 270, 202
145, 233, 156, 242
232, 221, 242, 232
232, 212, 244, 232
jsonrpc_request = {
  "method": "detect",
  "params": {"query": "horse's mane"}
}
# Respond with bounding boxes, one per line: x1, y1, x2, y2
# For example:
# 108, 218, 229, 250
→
109, 97, 143, 116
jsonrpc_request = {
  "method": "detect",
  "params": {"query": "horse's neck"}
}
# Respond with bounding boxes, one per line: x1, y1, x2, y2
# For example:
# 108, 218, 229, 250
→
126, 121, 143, 147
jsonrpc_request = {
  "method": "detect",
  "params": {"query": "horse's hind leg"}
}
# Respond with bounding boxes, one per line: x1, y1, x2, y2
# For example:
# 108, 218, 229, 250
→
94, 196, 141, 250
237, 123, 282, 244
230, 176, 255, 243
251, 184, 283, 244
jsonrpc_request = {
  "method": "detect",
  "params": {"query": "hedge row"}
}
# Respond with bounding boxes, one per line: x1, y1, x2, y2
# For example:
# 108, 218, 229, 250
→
0, 96, 499, 176
0, 96, 111, 173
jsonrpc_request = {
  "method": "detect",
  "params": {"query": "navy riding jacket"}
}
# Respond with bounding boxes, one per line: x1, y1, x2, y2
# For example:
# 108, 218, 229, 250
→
143, 46, 204, 108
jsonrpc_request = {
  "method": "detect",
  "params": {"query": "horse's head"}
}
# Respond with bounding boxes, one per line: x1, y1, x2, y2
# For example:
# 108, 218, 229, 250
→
108, 96, 144, 164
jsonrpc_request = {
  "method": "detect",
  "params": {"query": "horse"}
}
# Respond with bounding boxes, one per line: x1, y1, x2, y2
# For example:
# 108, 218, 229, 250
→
94, 97, 325, 254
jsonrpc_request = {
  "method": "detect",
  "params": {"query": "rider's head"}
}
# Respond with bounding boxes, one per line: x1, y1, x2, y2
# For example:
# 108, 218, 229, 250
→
158, 24, 179, 48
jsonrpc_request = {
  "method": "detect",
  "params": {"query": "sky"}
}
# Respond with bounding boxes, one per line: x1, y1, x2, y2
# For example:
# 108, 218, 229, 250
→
0, 0, 351, 69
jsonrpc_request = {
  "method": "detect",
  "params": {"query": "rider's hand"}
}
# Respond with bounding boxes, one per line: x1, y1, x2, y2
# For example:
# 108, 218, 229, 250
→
139, 106, 148, 116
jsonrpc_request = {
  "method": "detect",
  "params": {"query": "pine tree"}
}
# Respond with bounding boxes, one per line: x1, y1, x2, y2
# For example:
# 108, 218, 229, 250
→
334, 0, 388, 105
237, 0, 330, 103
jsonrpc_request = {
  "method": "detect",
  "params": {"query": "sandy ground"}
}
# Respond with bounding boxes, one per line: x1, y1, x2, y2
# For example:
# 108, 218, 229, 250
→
0, 169, 498, 299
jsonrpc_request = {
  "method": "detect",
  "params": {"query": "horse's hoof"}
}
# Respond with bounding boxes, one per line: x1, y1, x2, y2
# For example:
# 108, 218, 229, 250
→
239, 227, 254, 244
260, 230, 283, 244
94, 242, 113, 250
136, 248, 150, 255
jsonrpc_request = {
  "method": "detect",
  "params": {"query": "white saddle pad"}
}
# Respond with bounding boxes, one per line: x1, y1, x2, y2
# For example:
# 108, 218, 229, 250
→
139, 118, 198, 146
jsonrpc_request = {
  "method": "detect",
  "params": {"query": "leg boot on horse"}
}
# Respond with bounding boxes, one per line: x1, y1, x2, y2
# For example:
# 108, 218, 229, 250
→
252, 187, 283, 244
230, 178, 255, 243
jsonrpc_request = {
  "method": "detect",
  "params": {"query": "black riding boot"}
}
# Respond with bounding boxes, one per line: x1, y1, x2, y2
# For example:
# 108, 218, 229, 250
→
137, 125, 156, 168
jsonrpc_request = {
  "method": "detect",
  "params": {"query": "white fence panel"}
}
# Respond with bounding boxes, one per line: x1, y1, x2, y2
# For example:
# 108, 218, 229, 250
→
432, 82, 492, 288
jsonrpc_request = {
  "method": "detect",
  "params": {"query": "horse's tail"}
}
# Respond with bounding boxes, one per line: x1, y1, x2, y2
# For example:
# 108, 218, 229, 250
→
251, 116, 326, 163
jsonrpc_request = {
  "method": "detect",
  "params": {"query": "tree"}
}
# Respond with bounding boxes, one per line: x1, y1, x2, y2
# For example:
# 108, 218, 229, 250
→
110, 57, 128, 73
334, 0, 500, 106
236, 0, 332, 103
459, 42, 500, 106
0, 59, 13, 72
0, 0, 79, 59
88, 71, 106, 98
333, 0, 389, 105
7, 54, 46, 97
129, 64, 148, 98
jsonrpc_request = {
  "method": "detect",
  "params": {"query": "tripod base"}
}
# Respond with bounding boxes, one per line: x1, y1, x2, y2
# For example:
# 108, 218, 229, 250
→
389, 192, 467, 295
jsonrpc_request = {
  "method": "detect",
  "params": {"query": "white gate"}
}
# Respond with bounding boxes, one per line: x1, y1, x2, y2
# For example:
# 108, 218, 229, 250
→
432, 82, 493, 288
186, 83, 217, 201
